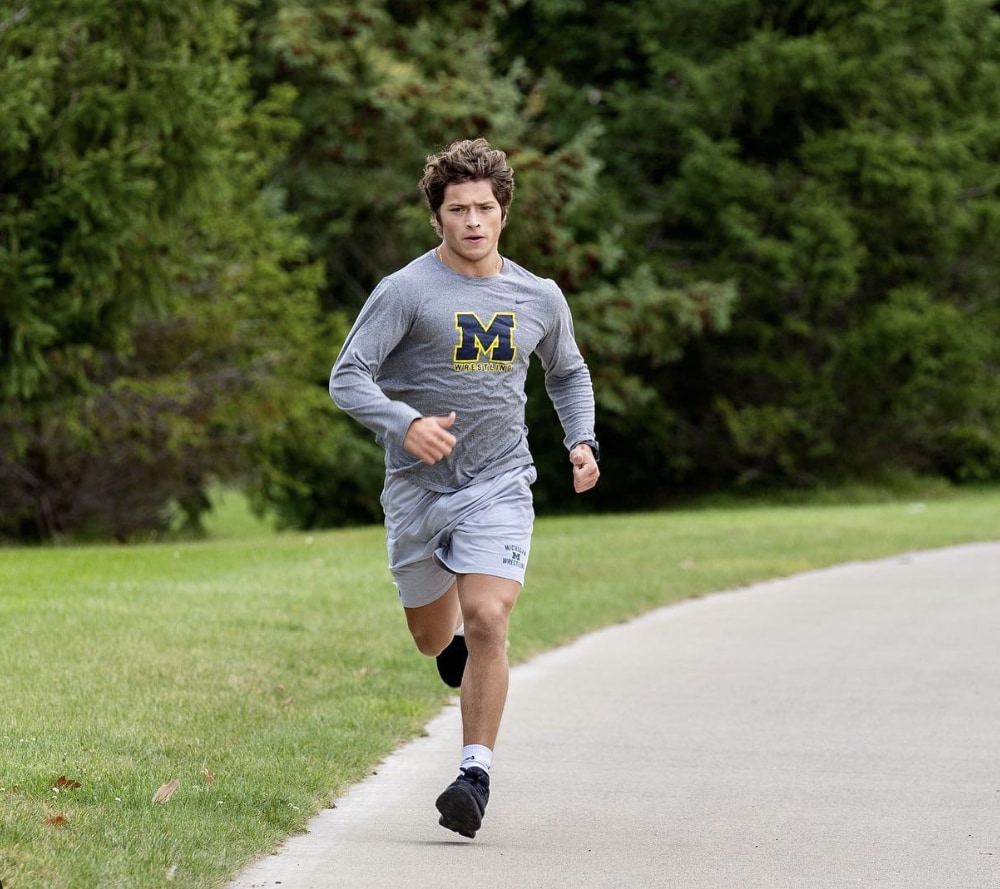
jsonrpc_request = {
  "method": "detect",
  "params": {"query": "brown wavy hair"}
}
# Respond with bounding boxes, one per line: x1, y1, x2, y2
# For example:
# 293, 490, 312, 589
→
419, 138, 515, 234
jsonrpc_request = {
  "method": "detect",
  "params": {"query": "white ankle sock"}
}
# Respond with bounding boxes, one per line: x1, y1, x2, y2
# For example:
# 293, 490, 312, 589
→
461, 744, 492, 773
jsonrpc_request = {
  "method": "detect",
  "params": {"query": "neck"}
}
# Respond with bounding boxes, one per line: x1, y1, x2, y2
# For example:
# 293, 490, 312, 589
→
436, 245, 502, 277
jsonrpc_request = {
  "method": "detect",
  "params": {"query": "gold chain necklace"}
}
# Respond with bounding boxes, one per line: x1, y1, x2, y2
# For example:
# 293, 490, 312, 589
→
437, 246, 502, 277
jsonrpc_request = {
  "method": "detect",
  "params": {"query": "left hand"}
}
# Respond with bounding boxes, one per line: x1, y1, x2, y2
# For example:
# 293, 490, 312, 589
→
570, 444, 600, 493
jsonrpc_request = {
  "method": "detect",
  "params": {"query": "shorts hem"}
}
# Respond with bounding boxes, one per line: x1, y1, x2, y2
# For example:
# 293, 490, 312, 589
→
397, 574, 456, 610
435, 551, 526, 587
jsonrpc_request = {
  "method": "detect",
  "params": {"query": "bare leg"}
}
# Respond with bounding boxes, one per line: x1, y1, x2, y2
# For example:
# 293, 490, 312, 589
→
456, 573, 521, 748
403, 580, 461, 656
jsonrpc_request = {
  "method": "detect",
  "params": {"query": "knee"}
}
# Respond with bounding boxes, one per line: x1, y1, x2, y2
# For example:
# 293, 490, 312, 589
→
462, 601, 510, 652
404, 585, 460, 657
410, 625, 453, 658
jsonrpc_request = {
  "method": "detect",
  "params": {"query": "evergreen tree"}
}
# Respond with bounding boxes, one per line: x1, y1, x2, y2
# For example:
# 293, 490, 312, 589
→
503, 0, 1000, 491
0, 0, 246, 398
0, 2, 329, 540
248, 0, 527, 311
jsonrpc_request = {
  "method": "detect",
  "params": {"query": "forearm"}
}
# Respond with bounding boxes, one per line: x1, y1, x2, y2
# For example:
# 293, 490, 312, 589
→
545, 364, 597, 450
329, 360, 421, 446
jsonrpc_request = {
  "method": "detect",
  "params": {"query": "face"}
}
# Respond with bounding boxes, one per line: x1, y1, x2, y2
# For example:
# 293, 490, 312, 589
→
436, 179, 505, 276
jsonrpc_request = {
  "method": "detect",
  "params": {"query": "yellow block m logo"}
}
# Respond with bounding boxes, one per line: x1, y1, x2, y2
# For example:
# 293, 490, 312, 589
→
454, 312, 517, 363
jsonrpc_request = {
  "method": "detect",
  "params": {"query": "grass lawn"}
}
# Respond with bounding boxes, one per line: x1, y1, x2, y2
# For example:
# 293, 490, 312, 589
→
1, 487, 998, 888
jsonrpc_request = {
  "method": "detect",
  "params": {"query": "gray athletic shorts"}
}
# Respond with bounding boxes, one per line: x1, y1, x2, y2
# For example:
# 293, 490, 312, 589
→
381, 464, 537, 608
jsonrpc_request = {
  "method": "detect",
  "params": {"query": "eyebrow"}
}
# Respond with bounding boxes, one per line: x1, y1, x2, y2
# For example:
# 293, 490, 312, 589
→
444, 199, 497, 208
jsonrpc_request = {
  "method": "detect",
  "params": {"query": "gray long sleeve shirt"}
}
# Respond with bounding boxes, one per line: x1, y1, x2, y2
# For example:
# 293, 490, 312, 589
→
329, 249, 596, 493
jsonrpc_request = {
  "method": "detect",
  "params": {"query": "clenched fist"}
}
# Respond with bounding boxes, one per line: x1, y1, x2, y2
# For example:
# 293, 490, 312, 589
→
403, 412, 457, 465
570, 443, 600, 493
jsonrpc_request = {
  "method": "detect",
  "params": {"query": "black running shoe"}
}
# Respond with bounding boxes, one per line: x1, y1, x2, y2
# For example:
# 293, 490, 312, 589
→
435, 766, 490, 838
435, 633, 468, 688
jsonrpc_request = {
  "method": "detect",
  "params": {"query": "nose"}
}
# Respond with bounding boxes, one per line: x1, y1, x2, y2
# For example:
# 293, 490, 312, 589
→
466, 209, 481, 228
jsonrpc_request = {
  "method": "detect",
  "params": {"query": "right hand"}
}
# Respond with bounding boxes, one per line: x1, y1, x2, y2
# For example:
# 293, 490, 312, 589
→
403, 412, 457, 465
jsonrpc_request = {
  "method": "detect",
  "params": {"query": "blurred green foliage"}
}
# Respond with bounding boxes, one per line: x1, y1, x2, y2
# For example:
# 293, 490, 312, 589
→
2, 0, 998, 540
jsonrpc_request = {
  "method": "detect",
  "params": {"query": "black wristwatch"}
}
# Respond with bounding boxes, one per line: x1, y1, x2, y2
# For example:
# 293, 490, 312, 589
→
573, 439, 600, 462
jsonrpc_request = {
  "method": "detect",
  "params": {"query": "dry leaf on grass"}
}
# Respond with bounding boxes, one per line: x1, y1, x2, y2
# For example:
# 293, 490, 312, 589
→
152, 779, 180, 804
53, 775, 81, 790
202, 767, 215, 784
45, 812, 66, 826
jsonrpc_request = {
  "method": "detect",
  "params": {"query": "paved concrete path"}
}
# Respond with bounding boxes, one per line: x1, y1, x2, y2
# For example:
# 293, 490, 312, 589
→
229, 543, 1000, 889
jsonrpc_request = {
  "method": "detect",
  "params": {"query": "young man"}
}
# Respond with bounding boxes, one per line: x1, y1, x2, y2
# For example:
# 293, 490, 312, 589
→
329, 138, 599, 839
